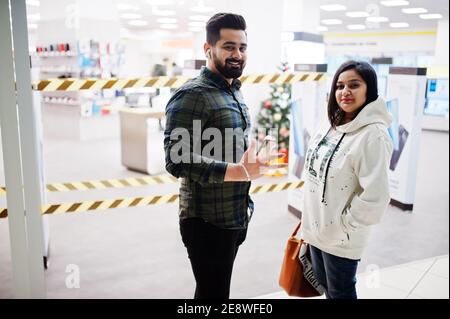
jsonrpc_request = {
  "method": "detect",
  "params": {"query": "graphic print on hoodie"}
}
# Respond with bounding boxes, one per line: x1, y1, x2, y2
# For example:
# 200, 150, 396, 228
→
306, 129, 346, 200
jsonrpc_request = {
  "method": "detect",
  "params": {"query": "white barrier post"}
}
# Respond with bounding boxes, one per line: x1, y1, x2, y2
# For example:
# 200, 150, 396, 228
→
0, 0, 32, 298
11, 0, 47, 297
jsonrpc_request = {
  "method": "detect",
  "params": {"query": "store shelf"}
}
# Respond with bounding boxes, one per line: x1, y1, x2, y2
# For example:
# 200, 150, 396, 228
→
34, 52, 78, 58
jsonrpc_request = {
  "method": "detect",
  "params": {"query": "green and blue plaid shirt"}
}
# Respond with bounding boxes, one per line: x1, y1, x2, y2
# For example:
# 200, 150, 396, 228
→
164, 67, 254, 229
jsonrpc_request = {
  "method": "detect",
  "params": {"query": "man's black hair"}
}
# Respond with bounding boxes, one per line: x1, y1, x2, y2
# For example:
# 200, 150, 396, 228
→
206, 13, 247, 45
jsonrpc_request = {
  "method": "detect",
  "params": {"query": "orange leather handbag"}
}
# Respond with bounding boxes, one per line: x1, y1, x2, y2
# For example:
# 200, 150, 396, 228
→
279, 222, 325, 297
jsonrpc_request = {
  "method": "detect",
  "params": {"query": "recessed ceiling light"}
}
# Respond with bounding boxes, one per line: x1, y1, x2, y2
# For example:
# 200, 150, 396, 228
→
366, 16, 389, 22
346, 11, 370, 18
321, 19, 343, 25
320, 4, 347, 11
380, 0, 409, 6
152, 7, 176, 16
419, 14, 443, 20
128, 20, 148, 26
147, 0, 175, 5
390, 22, 410, 28
157, 18, 177, 24
188, 21, 206, 27
189, 15, 210, 22
317, 26, 329, 32
190, 6, 214, 13
190, 0, 214, 13
347, 24, 366, 30
120, 13, 143, 20
26, 0, 40, 6
160, 24, 178, 29
189, 27, 204, 33
117, 3, 139, 11
28, 23, 38, 29
402, 8, 428, 14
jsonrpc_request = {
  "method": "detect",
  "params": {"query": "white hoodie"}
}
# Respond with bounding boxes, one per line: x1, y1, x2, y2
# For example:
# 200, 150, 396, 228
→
300, 97, 393, 260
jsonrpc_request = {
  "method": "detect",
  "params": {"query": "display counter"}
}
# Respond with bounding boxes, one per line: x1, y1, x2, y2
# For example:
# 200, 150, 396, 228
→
119, 107, 166, 175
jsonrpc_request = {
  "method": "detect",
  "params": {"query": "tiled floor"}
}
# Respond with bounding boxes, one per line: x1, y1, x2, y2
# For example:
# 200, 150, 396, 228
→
255, 255, 449, 299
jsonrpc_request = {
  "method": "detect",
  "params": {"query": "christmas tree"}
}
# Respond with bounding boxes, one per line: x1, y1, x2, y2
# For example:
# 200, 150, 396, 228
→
255, 62, 292, 162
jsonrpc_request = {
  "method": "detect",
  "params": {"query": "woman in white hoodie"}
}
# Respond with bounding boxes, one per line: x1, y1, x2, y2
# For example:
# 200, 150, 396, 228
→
300, 60, 393, 299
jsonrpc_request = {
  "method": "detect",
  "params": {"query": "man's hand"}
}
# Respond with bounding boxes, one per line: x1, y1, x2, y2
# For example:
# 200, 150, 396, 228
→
224, 139, 287, 182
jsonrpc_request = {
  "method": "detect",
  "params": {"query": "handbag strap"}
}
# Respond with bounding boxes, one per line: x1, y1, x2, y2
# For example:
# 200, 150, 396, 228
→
291, 222, 302, 237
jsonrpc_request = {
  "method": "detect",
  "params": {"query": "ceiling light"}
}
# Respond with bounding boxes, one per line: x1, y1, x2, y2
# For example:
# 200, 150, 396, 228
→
189, 15, 210, 22
152, 7, 176, 16
320, 4, 346, 11
380, 0, 409, 6
190, 0, 214, 13
188, 21, 206, 27
402, 8, 428, 14
190, 6, 214, 13
321, 19, 343, 25
189, 27, 204, 33
317, 26, 329, 32
346, 11, 369, 18
366, 16, 389, 22
157, 18, 178, 24
117, 3, 139, 11
347, 24, 366, 30
128, 20, 148, 26
147, 0, 174, 5
26, 0, 40, 6
28, 23, 38, 29
419, 14, 443, 20
390, 22, 410, 28
120, 13, 143, 19
160, 24, 178, 29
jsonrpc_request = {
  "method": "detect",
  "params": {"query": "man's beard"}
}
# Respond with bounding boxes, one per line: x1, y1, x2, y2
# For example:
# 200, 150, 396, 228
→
213, 55, 245, 79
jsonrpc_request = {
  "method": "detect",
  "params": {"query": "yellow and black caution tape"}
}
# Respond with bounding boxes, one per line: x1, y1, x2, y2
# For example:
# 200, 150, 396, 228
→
240, 73, 325, 85
0, 174, 179, 196
0, 180, 303, 218
0, 170, 289, 196
33, 73, 326, 92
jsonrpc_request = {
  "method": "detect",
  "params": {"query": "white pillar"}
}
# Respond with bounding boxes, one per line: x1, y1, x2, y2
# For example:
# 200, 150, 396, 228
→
281, 0, 324, 65
225, 0, 284, 122
0, 0, 31, 299
231, 0, 283, 74
283, 0, 321, 34
434, 20, 449, 66
11, 0, 47, 298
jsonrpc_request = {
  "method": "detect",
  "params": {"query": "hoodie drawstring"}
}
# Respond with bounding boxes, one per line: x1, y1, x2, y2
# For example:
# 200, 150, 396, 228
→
321, 131, 346, 204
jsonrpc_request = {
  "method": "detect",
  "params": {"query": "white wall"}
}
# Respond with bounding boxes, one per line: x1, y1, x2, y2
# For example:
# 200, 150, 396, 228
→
434, 20, 449, 66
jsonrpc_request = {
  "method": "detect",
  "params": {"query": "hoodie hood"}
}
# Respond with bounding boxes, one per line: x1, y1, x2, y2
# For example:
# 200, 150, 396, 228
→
336, 97, 392, 133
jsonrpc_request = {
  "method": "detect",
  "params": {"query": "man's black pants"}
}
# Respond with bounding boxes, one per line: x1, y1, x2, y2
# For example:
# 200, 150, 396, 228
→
180, 217, 247, 299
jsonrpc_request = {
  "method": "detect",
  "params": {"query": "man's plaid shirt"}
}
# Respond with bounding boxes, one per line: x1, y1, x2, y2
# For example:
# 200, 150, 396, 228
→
164, 67, 254, 229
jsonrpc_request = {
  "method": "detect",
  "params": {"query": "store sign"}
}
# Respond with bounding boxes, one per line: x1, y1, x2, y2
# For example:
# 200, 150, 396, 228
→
386, 67, 427, 210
